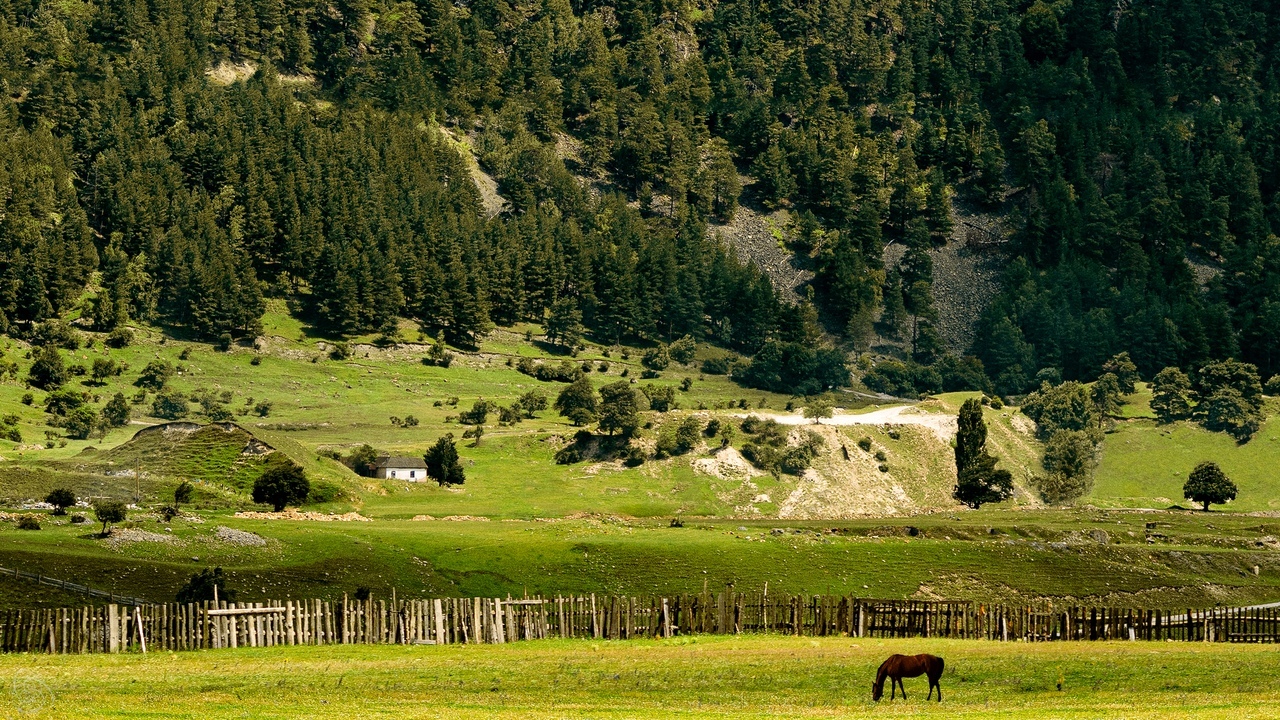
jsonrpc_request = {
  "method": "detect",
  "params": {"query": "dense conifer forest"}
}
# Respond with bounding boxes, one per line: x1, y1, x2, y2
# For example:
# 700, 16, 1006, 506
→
1, 0, 1278, 394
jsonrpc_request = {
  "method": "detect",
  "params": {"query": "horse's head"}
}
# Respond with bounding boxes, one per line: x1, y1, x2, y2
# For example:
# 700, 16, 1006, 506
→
872, 680, 883, 702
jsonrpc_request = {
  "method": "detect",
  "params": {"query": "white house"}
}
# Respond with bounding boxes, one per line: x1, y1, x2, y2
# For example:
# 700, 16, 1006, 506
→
373, 456, 428, 481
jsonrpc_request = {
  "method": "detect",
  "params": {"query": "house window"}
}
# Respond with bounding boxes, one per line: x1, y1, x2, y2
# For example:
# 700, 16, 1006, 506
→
410, 470, 416, 479
390, 470, 397, 478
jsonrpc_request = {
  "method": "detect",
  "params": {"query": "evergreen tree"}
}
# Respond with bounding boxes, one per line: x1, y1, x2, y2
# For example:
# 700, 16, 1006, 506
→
953, 398, 1013, 509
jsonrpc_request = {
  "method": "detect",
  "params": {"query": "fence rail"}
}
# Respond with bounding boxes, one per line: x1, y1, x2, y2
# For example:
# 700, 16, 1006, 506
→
2, 592, 1278, 654
0, 565, 151, 607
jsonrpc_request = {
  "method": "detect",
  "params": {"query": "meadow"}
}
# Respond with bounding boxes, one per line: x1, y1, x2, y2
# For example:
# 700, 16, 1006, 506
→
1, 635, 1278, 719
2, 310, 1279, 613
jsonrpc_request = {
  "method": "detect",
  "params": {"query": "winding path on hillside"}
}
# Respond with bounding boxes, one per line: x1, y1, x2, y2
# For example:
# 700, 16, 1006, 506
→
735, 405, 958, 442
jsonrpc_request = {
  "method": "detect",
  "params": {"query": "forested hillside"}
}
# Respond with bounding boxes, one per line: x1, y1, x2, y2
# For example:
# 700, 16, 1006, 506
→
2, 0, 1277, 395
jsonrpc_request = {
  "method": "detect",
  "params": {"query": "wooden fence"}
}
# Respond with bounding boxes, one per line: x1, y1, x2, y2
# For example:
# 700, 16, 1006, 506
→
2, 593, 1278, 654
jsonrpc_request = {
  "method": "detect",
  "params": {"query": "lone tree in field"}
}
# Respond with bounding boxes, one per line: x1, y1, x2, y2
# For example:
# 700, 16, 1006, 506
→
45, 488, 76, 515
424, 434, 465, 486
597, 381, 641, 436
804, 398, 834, 424
93, 499, 127, 536
953, 398, 1013, 509
555, 375, 598, 426
252, 460, 310, 512
1183, 461, 1237, 512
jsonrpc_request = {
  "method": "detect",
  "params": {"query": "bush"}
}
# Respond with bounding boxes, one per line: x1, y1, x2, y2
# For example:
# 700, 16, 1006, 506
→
136, 360, 174, 391
701, 356, 734, 375
93, 499, 127, 535
623, 445, 646, 467
152, 390, 190, 420
176, 567, 236, 603
680, 377, 693, 392
254, 401, 273, 417
554, 445, 584, 465
174, 481, 194, 506
21, 393, 33, 406
640, 384, 676, 412
45, 488, 76, 515
857, 437, 872, 452
27, 345, 67, 390
457, 401, 491, 425
105, 327, 134, 348
70, 514, 87, 524
642, 345, 671, 371
704, 418, 721, 437
517, 390, 548, 417
1266, 375, 1280, 396
675, 416, 702, 453
250, 355, 262, 366
159, 505, 179, 522
669, 336, 697, 365
329, 342, 350, 360
252, 460, 310, 511
16, 514, 41, 530
216, 333, 233, 351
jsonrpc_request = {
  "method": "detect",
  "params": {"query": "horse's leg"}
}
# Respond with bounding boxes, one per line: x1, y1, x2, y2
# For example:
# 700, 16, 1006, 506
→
899, 678, 906, 700
927, 683, 934, 701
890, 678, 896, 700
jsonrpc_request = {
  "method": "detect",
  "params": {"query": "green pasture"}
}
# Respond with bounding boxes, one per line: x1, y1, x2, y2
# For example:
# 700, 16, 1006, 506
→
1, 507, 1277, 610
1, 635, 1277, 719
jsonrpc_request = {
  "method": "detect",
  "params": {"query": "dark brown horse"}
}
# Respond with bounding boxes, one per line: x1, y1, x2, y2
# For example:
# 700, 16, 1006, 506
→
872, 654, 944, 701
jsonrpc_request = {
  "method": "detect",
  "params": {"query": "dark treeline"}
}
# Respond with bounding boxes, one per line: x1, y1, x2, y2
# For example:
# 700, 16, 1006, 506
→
1, 0, 1278, 392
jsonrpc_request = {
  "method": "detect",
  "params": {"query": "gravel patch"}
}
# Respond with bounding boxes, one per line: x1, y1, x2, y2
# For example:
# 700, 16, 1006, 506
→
214, 526, 268, 547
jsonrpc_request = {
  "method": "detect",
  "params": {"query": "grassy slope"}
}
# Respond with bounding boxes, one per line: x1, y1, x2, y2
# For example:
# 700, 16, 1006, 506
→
2, 508, 1277, 609
2, 636, 1277, 719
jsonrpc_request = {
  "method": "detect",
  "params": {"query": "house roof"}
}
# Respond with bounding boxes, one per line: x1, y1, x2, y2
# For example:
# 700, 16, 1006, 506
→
374, 456, 427, 469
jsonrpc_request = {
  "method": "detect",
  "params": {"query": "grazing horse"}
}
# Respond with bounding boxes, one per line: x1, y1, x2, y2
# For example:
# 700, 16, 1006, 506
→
872, 654, 944, 702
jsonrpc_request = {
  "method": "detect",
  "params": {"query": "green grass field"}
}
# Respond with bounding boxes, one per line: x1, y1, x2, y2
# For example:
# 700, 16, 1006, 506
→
2, 506, 1277, 609
2, 312, 1279, 614
2, 636, 1277, 718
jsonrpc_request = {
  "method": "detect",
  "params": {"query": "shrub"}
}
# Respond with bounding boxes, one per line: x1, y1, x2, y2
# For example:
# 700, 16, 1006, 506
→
554, 445, 584, 465
105, 327, 133, 348
216, 333, 233, 351
1266, 375, 1280, 396
21, 393, 33, 406
675, 416, 703, 453
857, 437, 872, 452
159, 505, 179, 522
16, 514, 41, 530
641, 384, 676, 412
680, 377, 693, 392
45, 488, 76, 515
70, 514, 87, 524
623, 445, 646, 467
93, 499, 127, 535
152, 390, 190, 420
701, 356, 734, 375
254, 401, 273, 417
517, 390, 548, 417
102, 392, 131, 427
668, 336, 697, 365
329, 342, 350, 360
457, 401, 491, 425
176, 568, 236, 603
174, 481, 194, 506
874, 450, 887, 462
27, 345, 67, 390
250, 355, 262, 366
136, 360, 174, 391
642, 345, 671, 371
704, 418, 721, 437
252, 460, 310, 511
